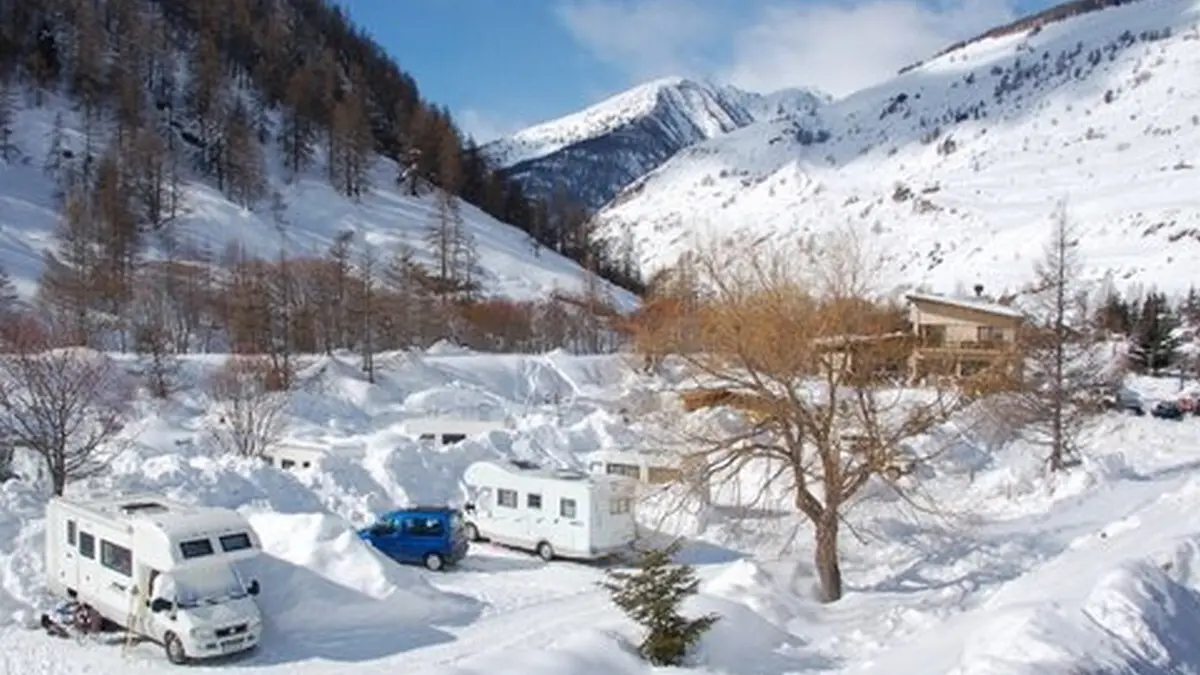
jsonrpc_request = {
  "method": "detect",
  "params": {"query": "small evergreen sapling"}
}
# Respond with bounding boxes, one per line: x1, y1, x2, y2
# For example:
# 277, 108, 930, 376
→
600, 540, 719, 666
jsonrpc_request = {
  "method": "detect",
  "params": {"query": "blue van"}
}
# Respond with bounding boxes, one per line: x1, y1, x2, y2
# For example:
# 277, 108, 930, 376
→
357, 506, 469, 571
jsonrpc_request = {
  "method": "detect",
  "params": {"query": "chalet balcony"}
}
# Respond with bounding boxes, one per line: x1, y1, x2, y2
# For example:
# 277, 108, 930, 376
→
915, 339, 1016, 355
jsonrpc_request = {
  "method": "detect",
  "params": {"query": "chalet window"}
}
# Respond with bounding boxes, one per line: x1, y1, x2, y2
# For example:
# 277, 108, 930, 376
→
919, 325, 946, 346
497, 488, 518, 508
442, 434, 467, 445
78, 532, 95, 559
977, 326, 1005, 343
560, 498, 577, 518
526, 493, 542, 509
100, 540, 133, 576
609, 498, 632, 515
179, 538, 215, 559
66, 520, 77, 546
605, 463, 640, 479
219, 533, 253, 553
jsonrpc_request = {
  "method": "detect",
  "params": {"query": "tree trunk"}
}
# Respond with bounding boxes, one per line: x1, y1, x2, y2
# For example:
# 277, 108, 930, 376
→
813, 513, 843, 603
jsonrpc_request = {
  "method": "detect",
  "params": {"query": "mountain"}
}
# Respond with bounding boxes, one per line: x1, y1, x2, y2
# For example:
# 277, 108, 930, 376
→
591, 0, 1200, 297
484, 78, 828, 210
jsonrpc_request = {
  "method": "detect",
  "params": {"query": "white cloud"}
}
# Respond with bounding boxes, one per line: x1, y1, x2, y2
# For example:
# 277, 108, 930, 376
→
721, 0, 1019, 98
555, 0, 729, 82
457, 108, 527, 144
555, 0, 1019, 99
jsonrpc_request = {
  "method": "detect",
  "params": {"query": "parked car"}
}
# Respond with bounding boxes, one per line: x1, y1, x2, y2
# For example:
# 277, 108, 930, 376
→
1099, 386, 1144, 416
1151, 400, 1184, 420
357, 506, 469, 571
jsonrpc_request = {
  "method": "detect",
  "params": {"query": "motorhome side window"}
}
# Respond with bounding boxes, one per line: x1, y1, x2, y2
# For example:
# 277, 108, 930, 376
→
180, 538, 215, 559
78, 532, 95, 559
526, 493, 542, 509
559, 498, 576, 518
609, 498, 631, 515
606, 463, 640, 479
218, 533, 253, 552
497, 488, 518, 508
100, 540, 133, 576
66, 520, 77, 546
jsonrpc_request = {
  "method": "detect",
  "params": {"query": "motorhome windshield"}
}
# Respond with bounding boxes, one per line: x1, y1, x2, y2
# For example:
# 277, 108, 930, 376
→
172, 565, 249, 608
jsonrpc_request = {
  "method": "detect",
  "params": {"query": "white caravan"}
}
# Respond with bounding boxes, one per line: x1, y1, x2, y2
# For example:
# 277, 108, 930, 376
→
404, 417, 508, 446
461, 459, 638, 561
263, 440, 364, 471
45, 494, 264, 664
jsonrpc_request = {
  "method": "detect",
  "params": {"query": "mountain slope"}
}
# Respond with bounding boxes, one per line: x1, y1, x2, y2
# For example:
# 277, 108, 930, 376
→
592, 0, 1200, 296
484, 78, 827, 210
0, 98, 635, 307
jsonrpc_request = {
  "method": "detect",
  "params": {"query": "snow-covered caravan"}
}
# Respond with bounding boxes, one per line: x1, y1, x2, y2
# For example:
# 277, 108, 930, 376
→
45, 494, 264, 664
585, 449, 685, 484
263, 440, 363, 471
403, 417, 508, 446
461, 459, 637, 561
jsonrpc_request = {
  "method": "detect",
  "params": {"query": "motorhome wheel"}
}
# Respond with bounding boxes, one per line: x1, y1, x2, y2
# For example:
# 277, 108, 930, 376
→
424, 552, 445, 571
463, 523, 480, 542
164, 631, 188, 665
536, 541, 554, 562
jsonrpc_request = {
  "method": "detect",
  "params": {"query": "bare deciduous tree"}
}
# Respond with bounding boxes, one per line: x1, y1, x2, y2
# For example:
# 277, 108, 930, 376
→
1013, 203, 1108, 471
0, 321, 131, 495
634, 233, 972, 603
207, 356, 287, 458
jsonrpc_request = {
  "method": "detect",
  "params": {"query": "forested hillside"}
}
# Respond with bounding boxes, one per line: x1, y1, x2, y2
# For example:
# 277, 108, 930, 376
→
0, 0, 640, 359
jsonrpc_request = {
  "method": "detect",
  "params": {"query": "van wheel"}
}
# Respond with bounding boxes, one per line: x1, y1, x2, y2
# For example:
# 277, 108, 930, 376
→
536, 541, 555, 562
424, 552, 445, 571
164, 631, 188, 665
464, 523, 480, 542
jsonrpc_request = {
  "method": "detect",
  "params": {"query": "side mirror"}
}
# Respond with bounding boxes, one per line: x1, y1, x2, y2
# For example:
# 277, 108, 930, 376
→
150, 598, 172, 613
247, 579, 260, 596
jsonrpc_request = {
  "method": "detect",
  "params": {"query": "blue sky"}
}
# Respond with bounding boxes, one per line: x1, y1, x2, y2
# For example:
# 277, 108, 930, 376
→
338, 0, 1055, 143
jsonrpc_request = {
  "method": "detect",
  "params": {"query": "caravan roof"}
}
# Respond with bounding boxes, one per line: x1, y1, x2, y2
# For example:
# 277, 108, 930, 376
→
57, 493, 261, 569
464, 459, 633, 488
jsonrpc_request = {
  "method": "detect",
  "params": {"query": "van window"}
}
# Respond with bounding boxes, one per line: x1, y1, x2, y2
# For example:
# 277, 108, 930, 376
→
497, 488, 518, 508
418, 433, 435, 441
219, 533, 253, 552
442, 433, 466, 445
560, 498, 577, 518
179, 538, 215, 559
100, 540, 133, 576
609, 498, 632, 515
78, 532, 95, 559
280, 458, 295, 469
606, 463, 640, 479
67, 520, 77, 546
526, 493, 542, 509
403, 517, 444, 537
302, 461, 311, 469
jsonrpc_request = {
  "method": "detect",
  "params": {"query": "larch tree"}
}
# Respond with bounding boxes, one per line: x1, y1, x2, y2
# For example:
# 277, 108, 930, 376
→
632, 231, 973, 603
1013, 203, 1108, 471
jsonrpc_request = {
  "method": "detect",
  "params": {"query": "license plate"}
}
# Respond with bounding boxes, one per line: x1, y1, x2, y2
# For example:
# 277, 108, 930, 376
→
220, 637, 245, 651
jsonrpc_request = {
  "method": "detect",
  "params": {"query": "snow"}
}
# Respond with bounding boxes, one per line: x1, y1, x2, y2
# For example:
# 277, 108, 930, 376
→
484, 78, 826, 170
592, 0, 1200, 296
1, 345, 1200, 674
0, 95, 637, 308
907, 291, 1027, 318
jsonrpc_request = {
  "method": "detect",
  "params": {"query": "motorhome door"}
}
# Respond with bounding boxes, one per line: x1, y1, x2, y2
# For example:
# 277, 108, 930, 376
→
556, 495, 585, 553
59, 518, 81, 592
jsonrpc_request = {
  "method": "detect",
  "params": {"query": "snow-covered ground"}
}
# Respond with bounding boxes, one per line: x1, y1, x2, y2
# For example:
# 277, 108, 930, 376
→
0, 95, 635, 307
592, 0, 1200, 296
3, 348, 1200, 674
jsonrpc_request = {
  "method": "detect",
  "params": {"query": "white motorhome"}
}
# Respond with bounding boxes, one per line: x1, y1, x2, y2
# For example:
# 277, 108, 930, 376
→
45, 494, 264, 664
404, 417, 508, 446
461, 459, 638, 561
263, 440, 364, 471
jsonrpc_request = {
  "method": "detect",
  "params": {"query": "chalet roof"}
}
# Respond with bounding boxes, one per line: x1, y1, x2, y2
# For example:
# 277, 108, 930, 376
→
905, 292, 1025, 320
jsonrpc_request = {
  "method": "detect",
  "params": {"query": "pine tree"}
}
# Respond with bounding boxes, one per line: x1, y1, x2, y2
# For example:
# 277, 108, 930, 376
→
1131, 291, 1180, 375
600, 540, 719, 667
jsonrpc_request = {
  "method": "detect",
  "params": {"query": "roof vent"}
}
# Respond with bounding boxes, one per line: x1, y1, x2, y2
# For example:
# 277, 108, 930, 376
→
120, 502, 169, 515
509, 459, 541, 470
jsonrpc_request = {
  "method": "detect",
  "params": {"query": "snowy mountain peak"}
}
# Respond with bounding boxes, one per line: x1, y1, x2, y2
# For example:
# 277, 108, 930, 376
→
485, 78, 827, 209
